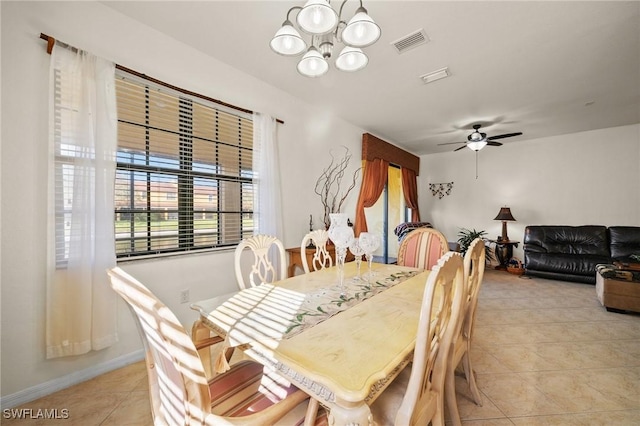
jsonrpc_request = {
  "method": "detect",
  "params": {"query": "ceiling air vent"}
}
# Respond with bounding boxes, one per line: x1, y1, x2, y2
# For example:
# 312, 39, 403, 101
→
391, 29, 429, 54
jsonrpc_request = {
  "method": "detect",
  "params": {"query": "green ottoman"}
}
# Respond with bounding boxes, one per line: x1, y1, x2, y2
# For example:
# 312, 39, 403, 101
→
595, 264, 640, 314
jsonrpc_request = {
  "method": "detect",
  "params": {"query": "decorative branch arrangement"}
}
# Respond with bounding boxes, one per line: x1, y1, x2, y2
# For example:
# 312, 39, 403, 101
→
429, 182, 454, 199
315, 147, 361, 229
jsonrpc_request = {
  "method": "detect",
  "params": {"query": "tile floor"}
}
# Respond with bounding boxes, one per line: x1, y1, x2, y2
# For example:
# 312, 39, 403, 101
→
4, 269, 640, 425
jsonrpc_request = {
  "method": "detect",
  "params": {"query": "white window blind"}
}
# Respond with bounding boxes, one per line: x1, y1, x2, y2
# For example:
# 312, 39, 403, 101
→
114, 72, 254, 258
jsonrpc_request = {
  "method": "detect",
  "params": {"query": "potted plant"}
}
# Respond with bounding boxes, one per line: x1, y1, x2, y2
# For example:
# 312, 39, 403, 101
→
457, 228, 495, 262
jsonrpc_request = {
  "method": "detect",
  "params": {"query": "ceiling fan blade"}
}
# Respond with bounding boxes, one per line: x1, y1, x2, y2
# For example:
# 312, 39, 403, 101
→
487, 141, 503, 147
487, 132, 523, 141
454, 145, 467, 152
437, 141, 466, 146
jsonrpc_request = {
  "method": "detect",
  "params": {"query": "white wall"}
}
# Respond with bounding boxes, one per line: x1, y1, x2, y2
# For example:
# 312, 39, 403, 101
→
0, 1, 363, 402
419, 124, 640, 262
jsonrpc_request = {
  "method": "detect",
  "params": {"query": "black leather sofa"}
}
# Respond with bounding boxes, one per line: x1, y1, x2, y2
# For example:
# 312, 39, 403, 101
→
523, 225, 640, 284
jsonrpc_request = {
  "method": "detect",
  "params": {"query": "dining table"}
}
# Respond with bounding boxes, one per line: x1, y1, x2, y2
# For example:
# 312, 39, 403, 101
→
191, 261, 434, 426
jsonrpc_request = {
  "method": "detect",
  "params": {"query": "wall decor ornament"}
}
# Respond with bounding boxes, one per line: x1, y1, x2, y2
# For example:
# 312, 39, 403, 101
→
429, 182, 454, 199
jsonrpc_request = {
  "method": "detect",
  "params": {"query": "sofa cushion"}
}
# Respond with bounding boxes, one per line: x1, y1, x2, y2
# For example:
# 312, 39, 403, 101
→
525, 252, 610, 277
524, 225, 609, 256
609, 226, 640, 261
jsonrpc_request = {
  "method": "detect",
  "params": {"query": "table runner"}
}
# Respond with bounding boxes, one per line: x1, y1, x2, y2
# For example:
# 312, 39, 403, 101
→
284, 270, 419, 337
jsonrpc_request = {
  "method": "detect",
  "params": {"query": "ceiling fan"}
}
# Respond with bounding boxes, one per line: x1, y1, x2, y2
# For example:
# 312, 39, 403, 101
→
439, 124, 523, 152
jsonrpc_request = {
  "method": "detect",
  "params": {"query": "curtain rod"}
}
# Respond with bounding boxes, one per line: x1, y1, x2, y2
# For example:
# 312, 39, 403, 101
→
40, 33, 284, 124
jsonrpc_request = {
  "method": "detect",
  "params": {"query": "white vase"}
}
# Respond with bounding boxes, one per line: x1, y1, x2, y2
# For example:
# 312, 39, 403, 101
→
328, 213, 353, 294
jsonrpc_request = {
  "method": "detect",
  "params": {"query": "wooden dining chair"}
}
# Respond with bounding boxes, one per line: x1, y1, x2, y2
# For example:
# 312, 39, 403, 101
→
193, 234, 286, 377
235, 234, 287, 289
369, 251, 465, 425
300, 229, 333, 273
397, 227, 450, 270
445, 237, 486, 425
107, 267, 309, 426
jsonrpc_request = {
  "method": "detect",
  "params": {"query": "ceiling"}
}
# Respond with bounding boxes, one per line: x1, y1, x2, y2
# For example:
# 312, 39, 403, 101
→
103, 1, 640, 155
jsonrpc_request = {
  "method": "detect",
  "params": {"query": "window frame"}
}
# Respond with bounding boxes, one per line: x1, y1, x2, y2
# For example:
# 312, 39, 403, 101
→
114, 71, 255, 260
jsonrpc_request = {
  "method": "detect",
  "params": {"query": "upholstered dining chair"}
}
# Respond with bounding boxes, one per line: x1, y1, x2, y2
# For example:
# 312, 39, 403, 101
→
107, 267, 309, 426
291, 251, 465, 426
397, 227, 450, 270
445, 238, 486, 426
235, 234, 287, 290
300, 229, 333, 273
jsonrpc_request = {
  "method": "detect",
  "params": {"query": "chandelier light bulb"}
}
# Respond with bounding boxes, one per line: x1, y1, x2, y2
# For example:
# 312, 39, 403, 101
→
297, 47, 329, 77
297, 0, 338, 35
342, 7, 381, 47
335, 46, 368, 72
270, 20, 307, 56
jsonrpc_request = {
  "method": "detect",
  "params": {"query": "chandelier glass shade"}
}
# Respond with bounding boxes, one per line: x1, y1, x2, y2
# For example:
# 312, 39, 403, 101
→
297, 47, 330, 77
270, 0, 381, 77
341, 7, 381, 47
335, 46, 368, 72
270, 21, 307, 56
297, 0, 339, 34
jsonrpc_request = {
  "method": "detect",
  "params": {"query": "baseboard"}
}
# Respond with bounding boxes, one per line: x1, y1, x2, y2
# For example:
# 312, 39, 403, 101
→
0, 350, 144, 409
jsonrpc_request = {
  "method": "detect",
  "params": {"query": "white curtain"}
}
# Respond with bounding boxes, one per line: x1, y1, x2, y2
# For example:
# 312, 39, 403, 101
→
46, 45, 118, 358
252, 113, 284, 240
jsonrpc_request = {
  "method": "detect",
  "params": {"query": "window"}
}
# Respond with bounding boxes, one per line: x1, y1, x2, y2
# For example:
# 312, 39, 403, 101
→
114, 73, 254, 258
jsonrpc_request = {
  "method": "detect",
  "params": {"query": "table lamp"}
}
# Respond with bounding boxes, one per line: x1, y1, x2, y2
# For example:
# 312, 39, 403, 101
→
494, 207, 516, 241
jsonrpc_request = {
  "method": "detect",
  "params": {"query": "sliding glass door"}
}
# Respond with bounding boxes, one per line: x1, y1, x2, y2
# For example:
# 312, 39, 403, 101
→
364, 165, 407, 263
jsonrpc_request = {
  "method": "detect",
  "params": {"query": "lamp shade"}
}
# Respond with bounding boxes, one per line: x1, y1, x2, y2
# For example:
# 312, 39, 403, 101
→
494, 207, 516, 222
341, 7, 381, 47
297, 47, 329, 77
270, 21, 307, 56
297, 0, 338, 35
335, 46, 368, 72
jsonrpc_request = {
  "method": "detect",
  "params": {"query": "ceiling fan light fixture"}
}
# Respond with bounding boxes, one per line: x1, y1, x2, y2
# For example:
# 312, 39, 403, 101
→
467, 140, 488, 151
468, 130, 486, 142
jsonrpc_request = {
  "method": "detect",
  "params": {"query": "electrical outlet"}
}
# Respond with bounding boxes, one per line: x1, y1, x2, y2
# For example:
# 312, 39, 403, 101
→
180, 289, 190, 304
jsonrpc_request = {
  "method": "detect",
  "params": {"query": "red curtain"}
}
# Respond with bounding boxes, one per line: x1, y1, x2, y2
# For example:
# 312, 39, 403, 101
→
401, 167, 421, 222
354, 158, 389, 236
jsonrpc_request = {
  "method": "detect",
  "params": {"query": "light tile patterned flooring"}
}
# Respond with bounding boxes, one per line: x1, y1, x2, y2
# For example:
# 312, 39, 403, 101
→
4, 269, 640, 425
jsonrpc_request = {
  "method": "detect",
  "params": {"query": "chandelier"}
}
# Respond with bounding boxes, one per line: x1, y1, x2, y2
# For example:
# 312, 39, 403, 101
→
270, 0, 382, 78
